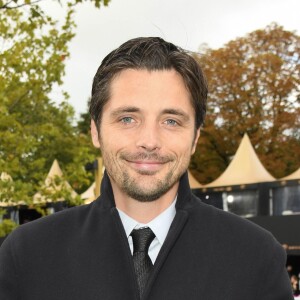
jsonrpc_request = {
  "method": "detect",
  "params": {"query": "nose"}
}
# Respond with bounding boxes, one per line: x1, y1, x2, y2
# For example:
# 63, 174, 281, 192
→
136, 121, 161, 151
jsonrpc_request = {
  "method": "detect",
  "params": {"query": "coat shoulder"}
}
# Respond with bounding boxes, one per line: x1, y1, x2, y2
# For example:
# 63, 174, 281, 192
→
186, 195, 280, 250
1, 199, 106, 252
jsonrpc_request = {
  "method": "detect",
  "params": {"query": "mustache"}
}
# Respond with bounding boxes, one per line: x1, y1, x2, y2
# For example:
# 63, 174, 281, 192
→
120, 152, 174, 163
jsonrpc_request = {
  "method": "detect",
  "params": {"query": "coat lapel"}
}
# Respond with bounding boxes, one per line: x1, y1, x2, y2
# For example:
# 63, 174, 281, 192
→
110, 207, 141, 300
143, 209, 189, 299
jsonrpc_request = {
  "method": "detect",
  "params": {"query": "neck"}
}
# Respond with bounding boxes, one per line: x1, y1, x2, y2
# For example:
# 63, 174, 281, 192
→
111, 183, 179, 223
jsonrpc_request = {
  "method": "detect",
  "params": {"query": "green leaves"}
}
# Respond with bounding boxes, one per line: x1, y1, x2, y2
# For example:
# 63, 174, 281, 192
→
0, 218, 18, 238
0, 0, 103, 209
71, 0, 111, 8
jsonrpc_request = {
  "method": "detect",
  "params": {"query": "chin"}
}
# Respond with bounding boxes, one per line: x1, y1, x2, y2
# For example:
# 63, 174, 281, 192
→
128, 190, 166, 203
122, 177, 177, 203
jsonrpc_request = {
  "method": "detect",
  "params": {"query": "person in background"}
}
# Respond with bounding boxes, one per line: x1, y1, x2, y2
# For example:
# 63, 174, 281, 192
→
291, 275, 299, 296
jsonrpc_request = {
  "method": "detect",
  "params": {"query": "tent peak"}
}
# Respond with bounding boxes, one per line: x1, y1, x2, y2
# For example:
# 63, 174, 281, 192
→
46, 159, 63, 183
204, 134, 275, 188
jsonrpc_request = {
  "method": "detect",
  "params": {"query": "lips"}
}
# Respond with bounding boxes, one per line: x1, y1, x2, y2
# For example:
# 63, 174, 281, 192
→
127, 160, 165, 173
120, 152, 173, 174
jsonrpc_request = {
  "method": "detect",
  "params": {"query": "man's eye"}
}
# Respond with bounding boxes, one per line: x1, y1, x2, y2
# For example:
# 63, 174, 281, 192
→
165, 119, 178, 126
121, 117, 134, 124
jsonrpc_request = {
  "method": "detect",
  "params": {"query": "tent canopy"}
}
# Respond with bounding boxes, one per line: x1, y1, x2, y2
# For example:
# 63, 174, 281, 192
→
204, 134, 275, 188
81, 182, 96, 204
280, 168, 300, 181
45, 159, 63, 185
33, 160, 77, 203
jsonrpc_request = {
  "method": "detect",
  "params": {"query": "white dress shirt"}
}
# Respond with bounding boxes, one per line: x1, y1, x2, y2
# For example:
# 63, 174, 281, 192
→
117, 198, 177, 264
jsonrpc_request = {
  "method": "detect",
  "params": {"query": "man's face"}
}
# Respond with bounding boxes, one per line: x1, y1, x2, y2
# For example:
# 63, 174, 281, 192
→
91, 69, 200, 202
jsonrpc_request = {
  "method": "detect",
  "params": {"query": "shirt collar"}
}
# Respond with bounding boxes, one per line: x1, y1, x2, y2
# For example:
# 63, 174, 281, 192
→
117, 197, 177, 246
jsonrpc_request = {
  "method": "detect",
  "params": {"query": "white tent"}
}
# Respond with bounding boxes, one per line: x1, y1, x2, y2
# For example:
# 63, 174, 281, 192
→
33, 160, 77, 203
280, 168, 300, 181
45, 159, 63, 185
81, 182, 96, 204
204, 134, 275, 188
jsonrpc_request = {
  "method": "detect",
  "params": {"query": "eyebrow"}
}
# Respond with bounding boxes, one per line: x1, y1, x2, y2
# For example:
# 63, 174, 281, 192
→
110, 106, 141, 117
161, 108, 190, 121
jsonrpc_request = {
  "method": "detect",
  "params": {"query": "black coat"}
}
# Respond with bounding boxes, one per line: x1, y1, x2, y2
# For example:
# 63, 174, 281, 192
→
0, 172, 293, 299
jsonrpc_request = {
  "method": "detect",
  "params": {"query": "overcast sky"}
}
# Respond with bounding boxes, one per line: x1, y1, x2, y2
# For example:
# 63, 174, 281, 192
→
47, 0, 300, 118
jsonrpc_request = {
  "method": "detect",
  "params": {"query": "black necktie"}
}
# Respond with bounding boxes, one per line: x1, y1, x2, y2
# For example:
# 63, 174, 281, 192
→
130, 227, 155, 298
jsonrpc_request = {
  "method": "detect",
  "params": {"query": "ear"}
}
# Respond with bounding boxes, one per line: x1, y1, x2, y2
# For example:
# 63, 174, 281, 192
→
191, 128, 200, 154
91, 120, 101, 148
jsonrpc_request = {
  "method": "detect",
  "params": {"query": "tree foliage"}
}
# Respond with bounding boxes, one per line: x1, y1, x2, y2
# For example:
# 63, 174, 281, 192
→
191, 23, 300, 183
0, 0, 110, 10
0, 211, 18, 237
0, 0, 108, 205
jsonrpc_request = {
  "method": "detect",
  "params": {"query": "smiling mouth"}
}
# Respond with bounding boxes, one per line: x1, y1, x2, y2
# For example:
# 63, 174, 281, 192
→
126, 160, 166, 173
121, 152, 173, 162
121, 152, 173, 174
128, 160, 164, 164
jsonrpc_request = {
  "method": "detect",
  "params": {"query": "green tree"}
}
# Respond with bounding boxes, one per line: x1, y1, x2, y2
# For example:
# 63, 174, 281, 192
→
0, 173, 33, 205
191, 23, 300, 183
77, 99, 92, 135
0, 212, 18, 237
0, 0, 110, 10
0, 0, 110, 205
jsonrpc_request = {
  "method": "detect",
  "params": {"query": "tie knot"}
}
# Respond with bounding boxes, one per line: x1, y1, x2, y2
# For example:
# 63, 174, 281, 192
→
131, 227, 155, 253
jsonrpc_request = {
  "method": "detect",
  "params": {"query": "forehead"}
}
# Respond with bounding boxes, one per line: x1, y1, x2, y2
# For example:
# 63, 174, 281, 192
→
106, 69, 193, 112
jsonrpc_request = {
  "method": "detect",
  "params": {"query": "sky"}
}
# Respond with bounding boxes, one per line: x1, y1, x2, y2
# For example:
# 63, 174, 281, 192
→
46, 0, 300, 118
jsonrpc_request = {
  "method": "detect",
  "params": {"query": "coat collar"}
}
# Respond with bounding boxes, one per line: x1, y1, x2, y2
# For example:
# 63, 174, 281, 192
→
97, 170, 194, 300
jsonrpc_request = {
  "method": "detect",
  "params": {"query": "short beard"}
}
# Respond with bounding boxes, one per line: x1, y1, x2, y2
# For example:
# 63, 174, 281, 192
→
120, 168, 181, 202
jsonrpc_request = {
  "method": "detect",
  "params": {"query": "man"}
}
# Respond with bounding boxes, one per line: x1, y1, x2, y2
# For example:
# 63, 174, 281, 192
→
0, 37, 293, 299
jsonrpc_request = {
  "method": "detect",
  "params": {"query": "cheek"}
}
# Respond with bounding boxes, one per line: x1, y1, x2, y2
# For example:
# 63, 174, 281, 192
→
101, 136, 128, 155
167, 133, 195, 153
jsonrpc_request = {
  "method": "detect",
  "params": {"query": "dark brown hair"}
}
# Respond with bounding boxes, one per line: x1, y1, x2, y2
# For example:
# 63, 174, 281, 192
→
90, 37, 207, 130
